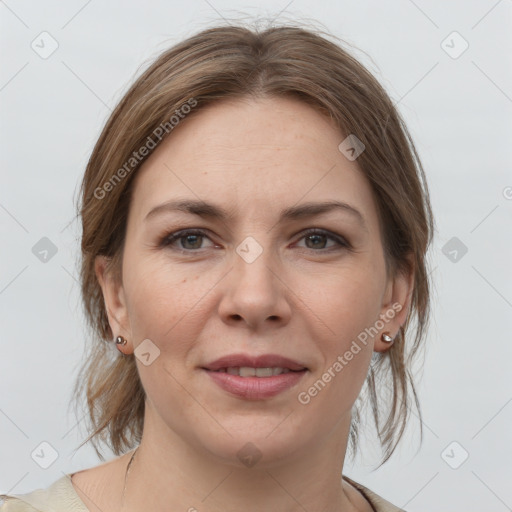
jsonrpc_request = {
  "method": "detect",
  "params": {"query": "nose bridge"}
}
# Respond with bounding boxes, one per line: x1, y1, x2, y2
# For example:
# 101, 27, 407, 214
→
218, 231, 291, 329
232, 233, 278, 294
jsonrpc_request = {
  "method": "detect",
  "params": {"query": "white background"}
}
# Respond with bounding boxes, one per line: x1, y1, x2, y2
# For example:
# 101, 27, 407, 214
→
1, 1, 511, 510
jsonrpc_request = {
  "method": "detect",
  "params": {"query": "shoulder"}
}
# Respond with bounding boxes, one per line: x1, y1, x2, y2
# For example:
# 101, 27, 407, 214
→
0, 451, 133, 512
70, 451, 133, 510
343, 475, 407, 512
0, 475, 88, 512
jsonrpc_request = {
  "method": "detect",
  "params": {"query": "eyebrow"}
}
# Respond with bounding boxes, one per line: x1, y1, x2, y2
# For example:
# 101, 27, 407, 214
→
144, 199, 367, 230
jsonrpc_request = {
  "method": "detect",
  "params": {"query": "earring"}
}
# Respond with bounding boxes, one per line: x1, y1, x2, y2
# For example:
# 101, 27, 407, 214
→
115, 335, 127, 346
381, 332, 394, 344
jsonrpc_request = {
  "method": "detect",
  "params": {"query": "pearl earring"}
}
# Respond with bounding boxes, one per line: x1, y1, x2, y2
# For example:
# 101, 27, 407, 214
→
381, 332, 394, 344
115, 335, 127, 346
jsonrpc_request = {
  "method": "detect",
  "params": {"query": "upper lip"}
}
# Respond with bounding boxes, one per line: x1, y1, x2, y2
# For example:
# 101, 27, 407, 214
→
202, 353, 307, 372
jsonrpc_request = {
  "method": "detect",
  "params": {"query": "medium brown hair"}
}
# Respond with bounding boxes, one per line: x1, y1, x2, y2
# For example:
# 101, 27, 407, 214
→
73, 22, 435, 466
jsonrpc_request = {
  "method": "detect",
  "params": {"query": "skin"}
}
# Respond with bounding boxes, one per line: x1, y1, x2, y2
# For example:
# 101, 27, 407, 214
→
72, 96, 413, 512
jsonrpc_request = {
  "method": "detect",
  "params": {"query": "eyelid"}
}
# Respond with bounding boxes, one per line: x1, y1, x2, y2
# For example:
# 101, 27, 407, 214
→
159, 228, 217, 250
296, 228, 350, 250
159, 227, 351, 252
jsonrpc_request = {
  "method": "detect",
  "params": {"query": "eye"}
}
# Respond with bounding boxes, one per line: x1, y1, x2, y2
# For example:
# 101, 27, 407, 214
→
295, 228, 350, 251
159, 228, 350, 253
160, 229, 215, 251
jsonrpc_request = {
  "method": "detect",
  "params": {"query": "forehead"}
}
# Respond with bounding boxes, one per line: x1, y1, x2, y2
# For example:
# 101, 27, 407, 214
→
127, 96, 379, 230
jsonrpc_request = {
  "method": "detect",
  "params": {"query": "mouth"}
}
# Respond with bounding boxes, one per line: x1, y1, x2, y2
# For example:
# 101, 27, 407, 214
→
202, 353, 308, 373
210, 366, 304, 377
201, 353, 308, 400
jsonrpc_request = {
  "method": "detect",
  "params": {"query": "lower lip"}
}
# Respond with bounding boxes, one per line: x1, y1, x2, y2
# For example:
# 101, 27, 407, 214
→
204, 369, 307, 400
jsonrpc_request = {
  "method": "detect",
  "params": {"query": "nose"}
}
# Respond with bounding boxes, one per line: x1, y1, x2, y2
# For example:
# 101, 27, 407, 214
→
217, 242, 292, 331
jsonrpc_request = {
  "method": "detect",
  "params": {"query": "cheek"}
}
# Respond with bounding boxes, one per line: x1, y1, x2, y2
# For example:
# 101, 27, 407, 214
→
297, 280, 378, 416
299, 263, 383, 398
306, 262, 384, 344
123, 254, 179, 336
123, 255, 216, 358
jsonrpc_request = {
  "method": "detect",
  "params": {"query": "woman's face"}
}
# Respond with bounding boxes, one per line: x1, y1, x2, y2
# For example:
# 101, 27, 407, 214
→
97, 96, 411, 466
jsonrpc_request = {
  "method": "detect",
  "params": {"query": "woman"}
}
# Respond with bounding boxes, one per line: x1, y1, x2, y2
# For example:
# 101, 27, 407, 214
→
1, 23, 434, 512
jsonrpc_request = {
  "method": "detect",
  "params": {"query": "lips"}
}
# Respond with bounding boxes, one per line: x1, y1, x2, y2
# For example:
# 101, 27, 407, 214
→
201, 353, 308, 400
202, 353, 307, 372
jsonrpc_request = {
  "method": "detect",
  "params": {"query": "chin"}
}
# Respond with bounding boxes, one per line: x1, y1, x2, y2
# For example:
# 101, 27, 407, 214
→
194, 415, 313, 469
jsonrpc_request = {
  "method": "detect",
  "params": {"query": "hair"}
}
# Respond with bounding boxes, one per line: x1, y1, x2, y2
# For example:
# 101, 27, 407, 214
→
72, 22, 435, 466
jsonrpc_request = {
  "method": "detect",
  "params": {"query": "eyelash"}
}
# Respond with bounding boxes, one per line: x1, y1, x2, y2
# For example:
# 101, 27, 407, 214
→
159, 228, 350, 253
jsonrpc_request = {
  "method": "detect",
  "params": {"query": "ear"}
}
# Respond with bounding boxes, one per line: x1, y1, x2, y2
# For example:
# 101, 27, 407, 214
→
374, 253, 415, 353
95, 255, 133, 354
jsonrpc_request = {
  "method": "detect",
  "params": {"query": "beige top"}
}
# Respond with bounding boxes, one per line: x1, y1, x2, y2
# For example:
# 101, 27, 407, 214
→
0, 474, 406, 511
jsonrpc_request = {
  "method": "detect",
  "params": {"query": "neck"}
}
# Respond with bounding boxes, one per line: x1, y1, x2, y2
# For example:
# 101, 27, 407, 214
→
120, 407, 364, 512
